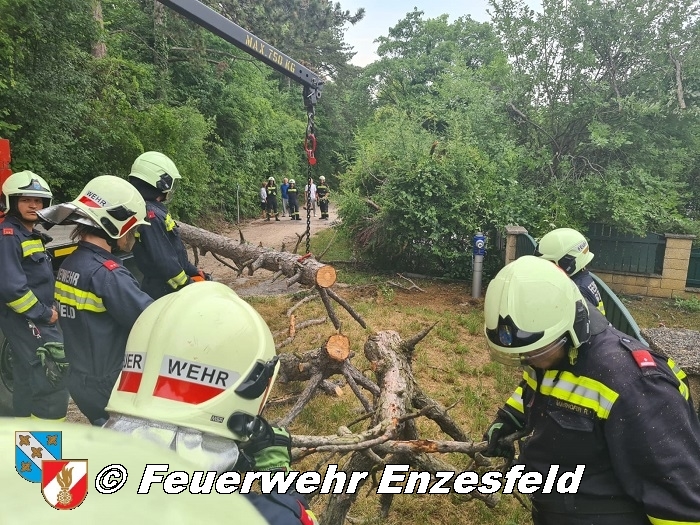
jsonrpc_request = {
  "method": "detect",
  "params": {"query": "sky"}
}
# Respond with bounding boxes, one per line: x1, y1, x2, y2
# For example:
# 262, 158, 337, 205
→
339, 0, 537, 67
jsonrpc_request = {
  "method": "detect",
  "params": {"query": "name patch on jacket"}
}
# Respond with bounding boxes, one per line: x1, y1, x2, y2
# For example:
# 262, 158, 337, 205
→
153, 355, 240, 404
56, 268, 80, 286
3, 227, 13, 235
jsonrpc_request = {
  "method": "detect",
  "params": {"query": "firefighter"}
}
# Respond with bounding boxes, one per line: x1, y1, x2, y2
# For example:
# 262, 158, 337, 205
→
0, 171, 69, 420
287, 179, 300, 220
316, 175, 329, 220
104, 281, 317, 524
535, 227, 605, 315
127, 151, 208, 300
483, 256, 700, 524
1, 419, 273, 523
266, 176, 280, 221
38, 176, 154, 426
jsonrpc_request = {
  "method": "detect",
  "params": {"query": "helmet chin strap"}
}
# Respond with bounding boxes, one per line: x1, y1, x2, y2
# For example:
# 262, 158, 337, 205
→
104, 414, 240, 474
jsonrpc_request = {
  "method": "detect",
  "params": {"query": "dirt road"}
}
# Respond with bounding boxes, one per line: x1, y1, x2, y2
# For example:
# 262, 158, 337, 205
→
196, 202, 339, 297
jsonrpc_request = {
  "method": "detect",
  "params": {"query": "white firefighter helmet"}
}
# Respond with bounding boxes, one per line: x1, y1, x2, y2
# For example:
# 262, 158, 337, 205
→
107, 281, 279, 442
319, 176, 326, 182
267, 176, 275, 183
38, 175, 148, 239
535, 227, 594, 276
0, 419, 267, 523
484, 256, 590, 366
2, 170, 53, 211
129, 151, 181, 194
289, 179, 295, 185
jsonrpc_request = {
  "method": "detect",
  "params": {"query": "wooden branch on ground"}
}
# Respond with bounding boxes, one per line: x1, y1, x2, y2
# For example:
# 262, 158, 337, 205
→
325, 287, 367, 329
387, 273, 425, 292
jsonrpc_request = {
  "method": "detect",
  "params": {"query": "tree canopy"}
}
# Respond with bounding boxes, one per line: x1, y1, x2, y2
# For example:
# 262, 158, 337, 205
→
1, 0, 698, 277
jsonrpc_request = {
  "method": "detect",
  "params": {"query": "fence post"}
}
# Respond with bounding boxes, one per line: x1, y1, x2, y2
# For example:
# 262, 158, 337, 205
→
505, 225, 528, 265
659, 234, 696, 297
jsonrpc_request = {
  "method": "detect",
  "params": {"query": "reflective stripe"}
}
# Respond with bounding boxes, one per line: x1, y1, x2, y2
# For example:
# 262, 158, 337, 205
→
21, 238, 44, 257
167, 270, 188, 289
540, 370, 619, 419
648, 516, 700, 525
7, 290, 38, 313
596, 301, 606, 316
506, 386, 524, 414
668, 358, 690, 401
523, 367, 537, 390
54, 282, 106, 313
164, 213, 176, 232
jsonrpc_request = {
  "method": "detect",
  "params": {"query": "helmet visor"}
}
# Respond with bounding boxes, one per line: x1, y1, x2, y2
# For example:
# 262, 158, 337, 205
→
489, 336, 569, 367
163, 178, 180, 203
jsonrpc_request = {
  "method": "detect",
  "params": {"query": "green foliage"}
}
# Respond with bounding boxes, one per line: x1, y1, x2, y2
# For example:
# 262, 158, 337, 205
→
673, 295, 700, 313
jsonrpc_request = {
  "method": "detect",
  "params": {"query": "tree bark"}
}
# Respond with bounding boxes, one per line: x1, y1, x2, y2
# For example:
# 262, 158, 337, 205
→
178, 222, 336, 288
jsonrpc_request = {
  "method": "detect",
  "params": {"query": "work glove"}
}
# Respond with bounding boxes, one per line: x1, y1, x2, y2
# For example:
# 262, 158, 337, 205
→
240, 418, 292, 473
482, 408, 523, 460
191, 269, 212, 282
36, 341, 70, 388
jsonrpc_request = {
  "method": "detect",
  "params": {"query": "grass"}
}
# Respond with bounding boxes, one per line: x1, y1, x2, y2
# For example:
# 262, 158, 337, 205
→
254, 225, 700, 525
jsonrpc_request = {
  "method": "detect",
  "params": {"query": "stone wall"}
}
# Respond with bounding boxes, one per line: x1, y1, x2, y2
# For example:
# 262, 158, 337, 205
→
504, 227, 698, 299
592, 234, 696, 298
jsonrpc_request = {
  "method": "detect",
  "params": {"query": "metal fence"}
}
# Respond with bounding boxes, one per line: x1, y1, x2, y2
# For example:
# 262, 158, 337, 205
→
687, 248, 700, 288
587, 223, 665, 275
515, 232, 537, 259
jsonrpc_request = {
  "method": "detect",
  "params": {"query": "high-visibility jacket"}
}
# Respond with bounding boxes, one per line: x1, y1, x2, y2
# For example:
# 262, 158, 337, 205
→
316, 183, 329, 201
572, 269, 605, 315
132, 200, 199, 299
54, 241, 153, 378
501, 312, 700, 523
0, 215, 55, 323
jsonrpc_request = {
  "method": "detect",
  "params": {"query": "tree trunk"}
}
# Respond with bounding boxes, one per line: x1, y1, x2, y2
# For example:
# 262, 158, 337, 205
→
91, 0, 106, 58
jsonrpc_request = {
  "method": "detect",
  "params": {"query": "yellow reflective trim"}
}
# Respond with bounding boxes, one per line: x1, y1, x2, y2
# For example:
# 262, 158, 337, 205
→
523, 368, 537, 390
164, 213, 176, 232
540, 371, 619, 419
167, 270, 188, 289
667, 358, 690, 401
648, 516, 700, 525
597, 301, 606, 316
54, 282, 106, 313
52, 245, 78, 258
7, 290, 38, 313
21, 238, 44, 257
506, 386, 524, 414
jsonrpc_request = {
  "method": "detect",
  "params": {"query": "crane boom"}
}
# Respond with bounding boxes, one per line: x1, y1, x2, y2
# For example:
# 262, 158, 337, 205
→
155, 0, 323, 106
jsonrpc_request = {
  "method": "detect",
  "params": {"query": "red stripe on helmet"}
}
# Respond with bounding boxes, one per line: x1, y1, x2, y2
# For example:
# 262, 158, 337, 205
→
119, 216, 138, 236
117, 370, 143, 393
78, 195, 101, 208
153, 376, 226, 404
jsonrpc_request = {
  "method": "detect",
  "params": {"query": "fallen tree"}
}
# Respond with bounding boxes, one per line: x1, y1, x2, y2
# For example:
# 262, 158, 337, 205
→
177, 222, 513, 522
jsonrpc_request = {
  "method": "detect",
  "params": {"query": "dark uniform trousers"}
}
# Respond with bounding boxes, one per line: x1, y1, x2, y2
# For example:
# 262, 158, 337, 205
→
132, 201, 199, 300
55, 241, 153, 425
316, 184, 329, 219
288, 188, 300, 220
266, 185, 279, 219
0, 216, 68, 419
498, 310, 700, 525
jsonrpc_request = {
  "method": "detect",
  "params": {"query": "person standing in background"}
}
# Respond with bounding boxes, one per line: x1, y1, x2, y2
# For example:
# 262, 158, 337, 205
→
287, 179, 300, 220
259, 181, 267, 219
316, 175, 330, 220
265, 177, 280, 221
280, 178, 289, 217
304, 178, 317, 217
